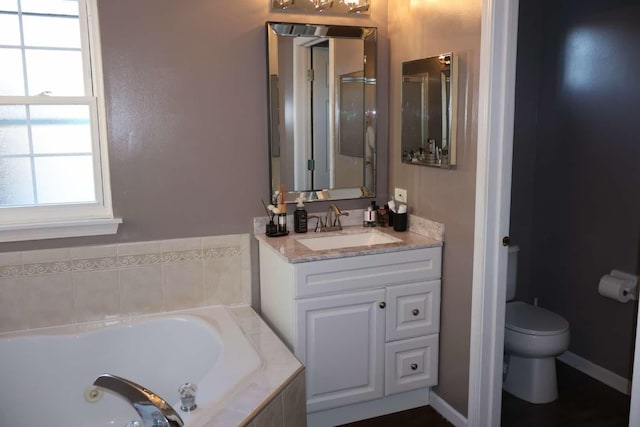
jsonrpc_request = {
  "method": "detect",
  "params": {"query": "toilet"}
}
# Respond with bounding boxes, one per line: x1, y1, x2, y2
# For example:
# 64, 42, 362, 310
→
503, 246, 570, 404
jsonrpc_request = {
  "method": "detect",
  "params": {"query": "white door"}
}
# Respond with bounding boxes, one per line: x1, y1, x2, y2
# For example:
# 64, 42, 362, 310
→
469, 0, 519, 425
296, 289, 385, 413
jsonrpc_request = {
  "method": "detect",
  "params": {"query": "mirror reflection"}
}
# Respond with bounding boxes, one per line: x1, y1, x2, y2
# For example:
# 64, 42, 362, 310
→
401, 53, 458, 168
267, 22, 377, 203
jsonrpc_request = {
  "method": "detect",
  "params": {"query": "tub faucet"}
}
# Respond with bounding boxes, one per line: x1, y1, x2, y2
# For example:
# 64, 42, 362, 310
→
93, 374, 184, 427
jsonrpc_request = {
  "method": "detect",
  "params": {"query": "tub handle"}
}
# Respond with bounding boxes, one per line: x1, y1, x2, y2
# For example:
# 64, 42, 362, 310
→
93, 374, 184, 427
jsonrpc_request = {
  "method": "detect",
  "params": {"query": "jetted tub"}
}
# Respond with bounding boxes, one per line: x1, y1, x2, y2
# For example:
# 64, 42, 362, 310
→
0, 306, 262, 427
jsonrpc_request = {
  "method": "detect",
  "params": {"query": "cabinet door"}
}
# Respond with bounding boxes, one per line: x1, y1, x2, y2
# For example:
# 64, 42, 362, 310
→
296, 289, 386, 413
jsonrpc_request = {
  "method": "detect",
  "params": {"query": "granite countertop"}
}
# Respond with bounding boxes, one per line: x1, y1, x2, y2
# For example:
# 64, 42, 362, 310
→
255, 224, 442, 264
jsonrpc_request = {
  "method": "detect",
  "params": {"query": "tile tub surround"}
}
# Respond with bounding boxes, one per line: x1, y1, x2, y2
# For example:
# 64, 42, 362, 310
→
0, 234, 251, 333
209, 306, 305, 427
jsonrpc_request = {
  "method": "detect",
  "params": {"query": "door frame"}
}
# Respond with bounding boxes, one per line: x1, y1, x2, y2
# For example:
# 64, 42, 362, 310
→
469, 1, 639, 426
467, 0, 519, 425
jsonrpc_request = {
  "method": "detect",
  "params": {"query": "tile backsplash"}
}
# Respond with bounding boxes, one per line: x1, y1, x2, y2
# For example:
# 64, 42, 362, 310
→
0, 234, 251, 333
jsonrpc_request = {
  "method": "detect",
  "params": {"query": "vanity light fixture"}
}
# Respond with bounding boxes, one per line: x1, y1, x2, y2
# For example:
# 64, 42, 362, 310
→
310, 0, 333, 11
439, 54, 452, 65
272, 0, 295, 8
271, 0, 370, 14
340, 0, 370, 12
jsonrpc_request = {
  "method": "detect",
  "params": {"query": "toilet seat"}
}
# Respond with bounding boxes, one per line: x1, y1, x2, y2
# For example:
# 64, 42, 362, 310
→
505, 301, 569, 336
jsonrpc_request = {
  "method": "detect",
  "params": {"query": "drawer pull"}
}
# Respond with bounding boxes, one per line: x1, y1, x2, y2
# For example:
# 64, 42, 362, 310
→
379, 302, 386, 309
412, 308, 420, 316
411, 363, 418, 371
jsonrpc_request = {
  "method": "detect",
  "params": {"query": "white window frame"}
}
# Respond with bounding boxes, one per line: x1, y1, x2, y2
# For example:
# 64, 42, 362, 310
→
0, 0, 121, 242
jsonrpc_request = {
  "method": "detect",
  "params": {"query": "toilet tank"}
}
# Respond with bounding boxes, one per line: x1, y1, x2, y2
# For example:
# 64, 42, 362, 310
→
506, 245, 520, 301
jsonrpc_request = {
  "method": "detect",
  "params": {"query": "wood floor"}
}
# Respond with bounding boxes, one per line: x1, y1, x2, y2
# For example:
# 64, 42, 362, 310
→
340, 361, 630, 427
339, 405, 452, 427
501, 360, 630, 426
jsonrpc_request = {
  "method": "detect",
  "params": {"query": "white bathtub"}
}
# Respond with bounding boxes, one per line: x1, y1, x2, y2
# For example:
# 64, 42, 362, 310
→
0, 306, 262, 427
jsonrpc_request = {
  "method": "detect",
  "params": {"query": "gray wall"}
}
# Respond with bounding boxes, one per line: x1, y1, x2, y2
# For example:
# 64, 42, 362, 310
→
511, 0, 640, 378
388, 0, 482, 416
0, 0, 390, 253
1, 0, 485, 416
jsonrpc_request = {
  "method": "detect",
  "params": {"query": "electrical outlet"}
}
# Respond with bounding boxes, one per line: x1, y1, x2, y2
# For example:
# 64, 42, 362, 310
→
394, 188, 408, 203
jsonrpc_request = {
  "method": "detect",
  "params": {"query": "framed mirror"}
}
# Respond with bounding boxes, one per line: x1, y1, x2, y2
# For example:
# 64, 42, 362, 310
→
401, 53, 458, 169
266, 22, 377, 203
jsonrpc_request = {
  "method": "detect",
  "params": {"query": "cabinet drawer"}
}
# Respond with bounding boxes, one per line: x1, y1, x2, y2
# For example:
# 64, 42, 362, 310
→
386, 280, 440, 342
295, 247, 442, 298
385, 335, 439, 396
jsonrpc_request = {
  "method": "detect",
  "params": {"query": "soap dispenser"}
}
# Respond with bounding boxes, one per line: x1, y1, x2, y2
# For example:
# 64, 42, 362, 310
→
294, 197, 308, 233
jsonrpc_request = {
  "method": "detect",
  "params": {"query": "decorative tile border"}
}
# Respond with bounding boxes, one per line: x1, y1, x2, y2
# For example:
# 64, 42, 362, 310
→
24, 261, 73, 276
204, 247, 241, 259
72, 257, 119, 272
0, 246, 242, 277
162, 250, 202, 264
0, 265, 23, 278
118, 253, 162, 268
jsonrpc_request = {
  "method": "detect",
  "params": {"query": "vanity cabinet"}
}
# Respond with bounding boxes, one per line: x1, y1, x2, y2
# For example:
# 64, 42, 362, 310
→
258, 241, 442, 424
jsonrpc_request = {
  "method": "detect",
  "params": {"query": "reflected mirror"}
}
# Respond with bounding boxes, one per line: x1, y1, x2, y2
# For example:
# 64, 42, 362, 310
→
267, 22, 377, 203
401, 53, 458, 168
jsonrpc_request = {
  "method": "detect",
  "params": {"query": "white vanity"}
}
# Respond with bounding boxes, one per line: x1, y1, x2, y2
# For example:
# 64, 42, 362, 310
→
256, 224, 443, 427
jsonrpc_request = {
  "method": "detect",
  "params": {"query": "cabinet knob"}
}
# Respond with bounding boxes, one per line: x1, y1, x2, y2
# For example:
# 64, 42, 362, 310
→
412, 308, 420, 316
379, 302, 386, 309
411, 363, 418, 371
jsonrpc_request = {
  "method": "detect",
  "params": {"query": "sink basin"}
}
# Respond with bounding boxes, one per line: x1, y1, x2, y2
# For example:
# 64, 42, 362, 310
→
297, 231, 402, 251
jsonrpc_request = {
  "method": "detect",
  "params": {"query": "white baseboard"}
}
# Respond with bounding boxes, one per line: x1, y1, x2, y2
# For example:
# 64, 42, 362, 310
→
429, 390, 468, 427
557, 351, 631, 395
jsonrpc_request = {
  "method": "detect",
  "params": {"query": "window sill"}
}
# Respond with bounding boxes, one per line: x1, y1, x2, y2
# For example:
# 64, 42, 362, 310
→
0, 218, 122, 243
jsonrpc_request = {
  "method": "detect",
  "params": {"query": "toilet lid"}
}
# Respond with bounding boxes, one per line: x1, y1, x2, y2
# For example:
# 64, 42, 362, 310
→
505, 301, 569, 336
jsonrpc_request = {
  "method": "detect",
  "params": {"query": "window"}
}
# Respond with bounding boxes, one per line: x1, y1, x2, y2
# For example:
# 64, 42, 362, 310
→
0, 0, 120, 242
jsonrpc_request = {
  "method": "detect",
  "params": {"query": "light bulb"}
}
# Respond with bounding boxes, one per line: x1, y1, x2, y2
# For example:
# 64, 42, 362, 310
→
339, 0, 370, 12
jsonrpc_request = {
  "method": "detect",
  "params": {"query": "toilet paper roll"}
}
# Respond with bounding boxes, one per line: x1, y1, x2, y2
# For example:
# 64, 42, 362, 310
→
598, 274, 632, 303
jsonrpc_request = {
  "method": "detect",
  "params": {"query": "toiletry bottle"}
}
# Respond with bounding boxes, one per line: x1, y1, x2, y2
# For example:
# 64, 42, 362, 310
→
277, 213, 287, 233
277, 185, 287, 233
277, 205, 287, 233
363, 204, 371, 226
377, 204, 389, 227
363, 201, 377, 227
294, 198, 308, 233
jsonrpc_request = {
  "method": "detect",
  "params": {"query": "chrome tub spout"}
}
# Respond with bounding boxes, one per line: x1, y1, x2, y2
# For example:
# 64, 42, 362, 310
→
93, 374, 184, 427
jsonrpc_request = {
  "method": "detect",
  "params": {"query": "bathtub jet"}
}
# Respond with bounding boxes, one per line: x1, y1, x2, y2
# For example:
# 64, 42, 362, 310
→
93, 374, 184, 427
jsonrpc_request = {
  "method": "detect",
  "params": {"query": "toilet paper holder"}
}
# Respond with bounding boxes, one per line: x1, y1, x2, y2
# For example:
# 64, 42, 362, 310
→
610, 269, 638, 301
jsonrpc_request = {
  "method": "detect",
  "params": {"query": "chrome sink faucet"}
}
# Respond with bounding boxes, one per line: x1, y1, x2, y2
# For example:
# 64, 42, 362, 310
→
93, 374, 184, 427
321, 204, 349, 232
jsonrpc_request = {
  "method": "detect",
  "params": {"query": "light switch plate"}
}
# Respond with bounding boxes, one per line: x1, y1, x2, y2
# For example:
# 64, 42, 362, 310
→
394, 188, 408, 203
